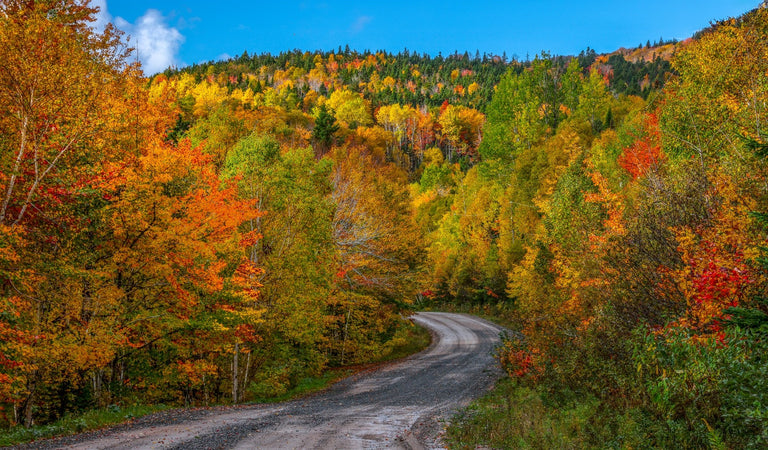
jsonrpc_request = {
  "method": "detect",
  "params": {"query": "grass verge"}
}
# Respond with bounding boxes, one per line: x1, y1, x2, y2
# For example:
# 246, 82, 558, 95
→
433, 306, 646, 448
445, 378, 593, 449
0, 404, 170, 447
382, 319, 433, 361
444, 377, 650, 449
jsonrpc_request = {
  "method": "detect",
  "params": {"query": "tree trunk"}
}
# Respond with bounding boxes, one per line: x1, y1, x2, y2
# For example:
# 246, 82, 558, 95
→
232, 342, 239, 403
242, 350, 251, 397
22, 375, 36, 427
341, 309, 351, 365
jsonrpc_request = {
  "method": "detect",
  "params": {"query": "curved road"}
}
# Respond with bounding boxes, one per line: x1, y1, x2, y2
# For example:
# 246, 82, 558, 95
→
31, 312, 504, 449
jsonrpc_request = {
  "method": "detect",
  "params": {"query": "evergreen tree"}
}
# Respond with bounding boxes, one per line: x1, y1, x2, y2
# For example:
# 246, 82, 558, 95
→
311, 104, 339, 158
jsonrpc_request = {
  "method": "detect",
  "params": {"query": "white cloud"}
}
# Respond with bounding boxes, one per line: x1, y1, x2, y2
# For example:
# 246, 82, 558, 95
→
120, 10, 185, 74
90, 0, 112, 33
351, 15, 372, 34
89, 1, 185, 75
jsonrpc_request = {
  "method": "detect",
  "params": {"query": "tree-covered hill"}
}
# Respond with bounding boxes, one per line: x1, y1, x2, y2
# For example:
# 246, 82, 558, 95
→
163, 46, 672, 112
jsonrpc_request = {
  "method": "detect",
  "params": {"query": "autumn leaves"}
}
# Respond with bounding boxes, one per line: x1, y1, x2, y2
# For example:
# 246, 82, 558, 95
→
431, 10, 768, 447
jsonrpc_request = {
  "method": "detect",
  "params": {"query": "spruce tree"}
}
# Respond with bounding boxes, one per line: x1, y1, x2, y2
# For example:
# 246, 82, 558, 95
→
311, 104, 339, 158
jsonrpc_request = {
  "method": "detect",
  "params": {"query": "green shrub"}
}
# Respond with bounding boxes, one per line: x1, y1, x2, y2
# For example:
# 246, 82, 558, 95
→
634, 327, 768, 448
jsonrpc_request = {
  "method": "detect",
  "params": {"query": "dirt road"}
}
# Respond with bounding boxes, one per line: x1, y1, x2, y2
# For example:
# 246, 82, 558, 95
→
31, 312, 504, 449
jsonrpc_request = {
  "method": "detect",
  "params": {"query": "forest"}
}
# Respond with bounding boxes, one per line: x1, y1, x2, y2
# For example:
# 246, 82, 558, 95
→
1, 0, 767, 447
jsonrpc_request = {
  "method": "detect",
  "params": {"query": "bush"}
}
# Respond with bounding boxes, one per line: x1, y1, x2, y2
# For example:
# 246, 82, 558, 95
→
634, 326, 768, 448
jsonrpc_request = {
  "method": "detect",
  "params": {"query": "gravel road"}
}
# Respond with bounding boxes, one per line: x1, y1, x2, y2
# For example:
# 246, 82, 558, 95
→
24, 312, 505, 449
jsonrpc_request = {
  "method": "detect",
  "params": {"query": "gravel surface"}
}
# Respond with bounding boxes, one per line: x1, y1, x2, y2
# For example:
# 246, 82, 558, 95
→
20, 312, 505, 449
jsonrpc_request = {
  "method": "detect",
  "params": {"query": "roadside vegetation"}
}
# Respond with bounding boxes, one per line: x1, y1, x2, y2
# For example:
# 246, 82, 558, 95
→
438, 8, 768, 447
0, 404, 169, 447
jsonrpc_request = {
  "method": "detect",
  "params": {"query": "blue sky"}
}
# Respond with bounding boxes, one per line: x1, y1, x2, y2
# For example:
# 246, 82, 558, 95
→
93, 1, 761, 74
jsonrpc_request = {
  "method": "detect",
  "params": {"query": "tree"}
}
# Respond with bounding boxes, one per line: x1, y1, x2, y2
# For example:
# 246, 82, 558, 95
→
660, 11, 768, 162
311, 104, 339, 158
327, 148, 423, 363
438, 105, 485, 161
326, 89, 372, 128
186, 104, 248, 168
224, 135, 335, 398
97, 136, 258, 406
0, 0, 133, 227
479, 57, 582, 167
0, 0, 143, 425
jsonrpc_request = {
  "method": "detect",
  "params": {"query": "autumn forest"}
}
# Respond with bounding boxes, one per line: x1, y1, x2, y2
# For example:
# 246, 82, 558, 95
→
1, 0, 768, 447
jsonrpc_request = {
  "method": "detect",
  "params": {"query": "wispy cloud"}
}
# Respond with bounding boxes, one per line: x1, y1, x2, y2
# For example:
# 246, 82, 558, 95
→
177, 16, 201, 30
350, 15, 372, 34
90, 1, 185, 75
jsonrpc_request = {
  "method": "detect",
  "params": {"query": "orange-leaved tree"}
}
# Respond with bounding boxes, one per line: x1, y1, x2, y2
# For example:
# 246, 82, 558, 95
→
0, 0, 150, 425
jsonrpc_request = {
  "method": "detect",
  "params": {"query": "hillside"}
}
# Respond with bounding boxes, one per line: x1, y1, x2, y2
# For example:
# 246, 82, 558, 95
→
165, 46, 672, 114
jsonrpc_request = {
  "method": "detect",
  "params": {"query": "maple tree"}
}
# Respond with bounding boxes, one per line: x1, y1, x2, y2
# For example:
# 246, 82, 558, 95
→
617, 112, 663, 179
0, 0, 140, 425
0, 1, 265, 424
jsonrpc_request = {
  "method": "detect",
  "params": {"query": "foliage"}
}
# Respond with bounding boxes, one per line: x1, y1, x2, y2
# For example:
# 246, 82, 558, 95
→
0, 0, 723, 437
0, 0, 427, 428
634, 327, 768, 448
447, 7, 768, 449
311, 104, 339, 157
445, 378, 644, 449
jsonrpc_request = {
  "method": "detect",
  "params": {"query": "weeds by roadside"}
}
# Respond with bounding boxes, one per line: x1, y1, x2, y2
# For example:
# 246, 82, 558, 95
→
0, 404, 169, 447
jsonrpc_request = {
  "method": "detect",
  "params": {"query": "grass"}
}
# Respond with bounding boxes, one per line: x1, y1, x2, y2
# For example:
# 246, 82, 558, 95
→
0, 404, 170, 447
444, 377, 650, 450
445, 378, 596, 449
446, 379, 586, 448
382, 319, 433, 361
433, 305, 649, 449
249, 369, 354, 404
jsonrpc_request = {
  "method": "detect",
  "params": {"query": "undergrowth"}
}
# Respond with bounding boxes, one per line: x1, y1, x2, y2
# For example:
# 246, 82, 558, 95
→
0, 404, 170, 447
445, 378, 649, 449
251, 319, 431, 403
